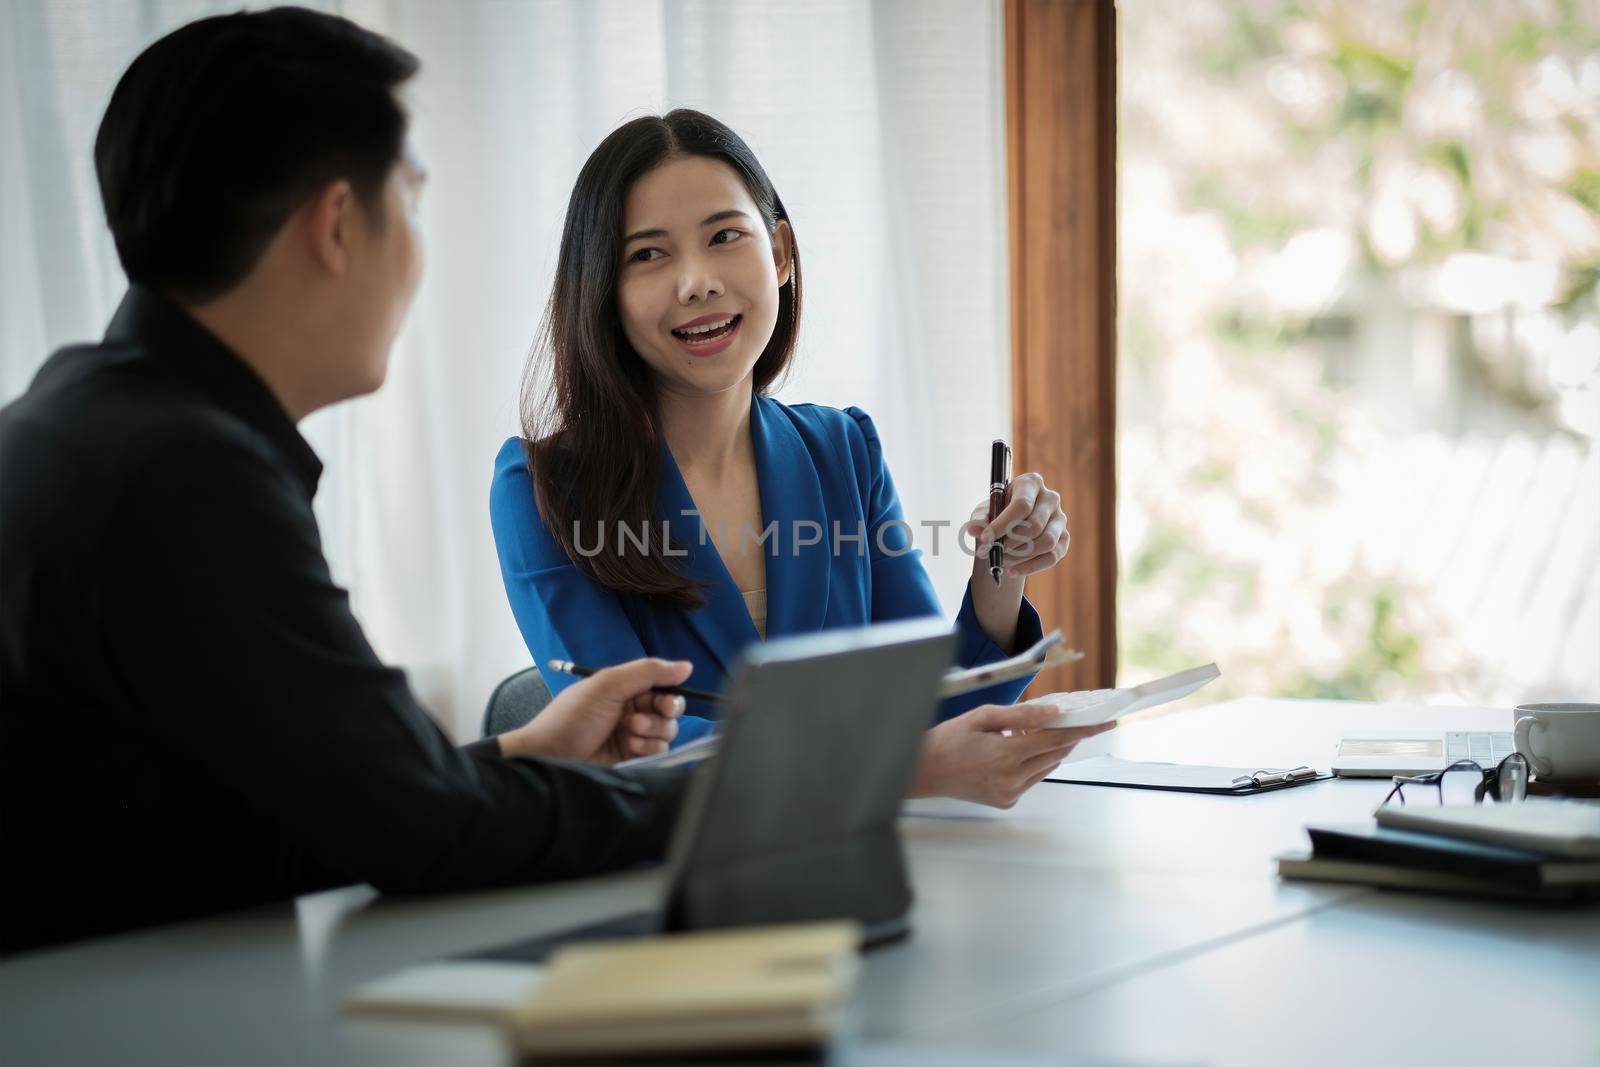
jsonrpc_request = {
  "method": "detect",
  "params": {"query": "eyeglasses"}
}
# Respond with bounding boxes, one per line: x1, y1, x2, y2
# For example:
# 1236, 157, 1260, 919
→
1382, 753, 1529, 808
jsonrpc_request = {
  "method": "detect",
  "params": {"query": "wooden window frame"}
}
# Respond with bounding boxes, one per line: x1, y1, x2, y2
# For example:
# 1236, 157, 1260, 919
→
1005, 0, 1118, 694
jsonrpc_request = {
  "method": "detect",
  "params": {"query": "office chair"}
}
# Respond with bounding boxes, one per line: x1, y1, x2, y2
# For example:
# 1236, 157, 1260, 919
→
481, 665, 553, 739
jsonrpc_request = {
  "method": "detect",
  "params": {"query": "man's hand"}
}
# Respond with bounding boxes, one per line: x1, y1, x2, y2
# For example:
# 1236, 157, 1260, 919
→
908, 702, 1115, 808
498, 659, 691, 765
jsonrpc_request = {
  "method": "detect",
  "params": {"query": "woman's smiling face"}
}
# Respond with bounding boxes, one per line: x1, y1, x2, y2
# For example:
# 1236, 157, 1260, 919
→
616, 154, 792, 399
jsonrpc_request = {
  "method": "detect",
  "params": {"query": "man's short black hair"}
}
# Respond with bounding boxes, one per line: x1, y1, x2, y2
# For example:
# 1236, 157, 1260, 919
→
94, 6, 419, 302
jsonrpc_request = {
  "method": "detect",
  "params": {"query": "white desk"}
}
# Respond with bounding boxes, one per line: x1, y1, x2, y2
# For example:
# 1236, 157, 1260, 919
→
3, 699, 1596, 1066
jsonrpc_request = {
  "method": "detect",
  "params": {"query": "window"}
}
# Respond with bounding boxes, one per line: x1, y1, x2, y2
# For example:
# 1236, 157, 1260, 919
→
1117, 1, 1599, 705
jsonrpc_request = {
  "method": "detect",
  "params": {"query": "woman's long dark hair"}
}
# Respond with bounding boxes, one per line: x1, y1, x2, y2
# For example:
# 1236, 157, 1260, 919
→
521, 109, 802, 609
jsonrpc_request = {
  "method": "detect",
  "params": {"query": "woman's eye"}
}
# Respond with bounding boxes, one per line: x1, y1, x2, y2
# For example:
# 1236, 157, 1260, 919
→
629, 248, 664, 263
711, 228, 742, 245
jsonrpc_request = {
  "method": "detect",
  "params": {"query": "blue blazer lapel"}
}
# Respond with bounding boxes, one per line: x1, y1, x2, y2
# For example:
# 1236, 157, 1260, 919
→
751, 395, 830, 638
657, 443, 758, 676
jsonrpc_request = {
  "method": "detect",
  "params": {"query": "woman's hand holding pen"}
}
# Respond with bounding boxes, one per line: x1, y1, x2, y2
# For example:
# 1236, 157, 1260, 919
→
965, 471, 1070, 581
963, 471, 1070, 653
908, 702, 1114, 809
498, 658, 689, 765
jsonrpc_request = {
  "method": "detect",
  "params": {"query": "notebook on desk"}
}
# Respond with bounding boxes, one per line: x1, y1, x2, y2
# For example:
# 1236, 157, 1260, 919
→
506, 922, 860, 1060
345, 920, 863, 1057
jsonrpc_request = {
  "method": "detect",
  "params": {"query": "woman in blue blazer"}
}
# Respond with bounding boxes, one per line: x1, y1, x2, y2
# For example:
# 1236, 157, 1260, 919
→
490, 110, 1101, 806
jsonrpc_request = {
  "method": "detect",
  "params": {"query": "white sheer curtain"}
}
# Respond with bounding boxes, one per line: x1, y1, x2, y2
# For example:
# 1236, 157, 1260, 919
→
2, 0, 1011, 740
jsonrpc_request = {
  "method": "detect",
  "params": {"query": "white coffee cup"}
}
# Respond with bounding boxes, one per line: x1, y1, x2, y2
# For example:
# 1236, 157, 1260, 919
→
1513, 703, 1600, 782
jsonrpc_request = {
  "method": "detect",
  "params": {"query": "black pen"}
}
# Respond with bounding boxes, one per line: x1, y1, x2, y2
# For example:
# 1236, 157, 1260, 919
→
547, 659, 725, 704
988, 439, 1011, 584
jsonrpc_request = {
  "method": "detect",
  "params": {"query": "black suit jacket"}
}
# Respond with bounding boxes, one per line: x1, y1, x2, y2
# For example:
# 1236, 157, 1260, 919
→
0, 287, 685, 955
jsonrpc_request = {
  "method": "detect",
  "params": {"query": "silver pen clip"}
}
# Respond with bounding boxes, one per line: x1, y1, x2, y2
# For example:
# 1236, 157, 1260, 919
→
1232, 766, 1317, 788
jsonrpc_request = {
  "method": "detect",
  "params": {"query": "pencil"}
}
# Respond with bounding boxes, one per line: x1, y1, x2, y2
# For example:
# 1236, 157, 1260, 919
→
547, 660, 725, 704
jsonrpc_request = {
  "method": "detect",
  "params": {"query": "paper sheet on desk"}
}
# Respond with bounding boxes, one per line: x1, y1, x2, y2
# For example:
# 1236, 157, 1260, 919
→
343, 961, 544, 1021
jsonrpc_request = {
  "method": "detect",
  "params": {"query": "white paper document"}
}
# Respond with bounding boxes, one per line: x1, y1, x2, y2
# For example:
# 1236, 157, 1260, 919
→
343, 961, 545, 1021
1032, 662, 1220, 729
615, 733, 719, 771
937, 629, 1083, 698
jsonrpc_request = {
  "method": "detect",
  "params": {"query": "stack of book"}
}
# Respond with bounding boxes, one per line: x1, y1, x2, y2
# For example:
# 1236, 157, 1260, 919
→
1278, 799, 1600, 902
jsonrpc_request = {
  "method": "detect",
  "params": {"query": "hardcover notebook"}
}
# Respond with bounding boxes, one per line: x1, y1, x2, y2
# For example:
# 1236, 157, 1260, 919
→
343, 921, 863, 1057
1303, 823, 1600, 887
1046, 755, 1329, 794
1275, 852, 1600, 901
507, 922, 861, 1060
1278, 811, 1600, 902
1373, 798, 1600, 859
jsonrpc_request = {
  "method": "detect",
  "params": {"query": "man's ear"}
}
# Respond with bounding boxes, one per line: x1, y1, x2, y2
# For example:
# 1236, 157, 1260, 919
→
304, 179, 355, 277
772, 219, 793, 288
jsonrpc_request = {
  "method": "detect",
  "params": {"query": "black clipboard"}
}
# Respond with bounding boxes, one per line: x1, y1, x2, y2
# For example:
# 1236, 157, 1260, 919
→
1045, 755, 1333, 795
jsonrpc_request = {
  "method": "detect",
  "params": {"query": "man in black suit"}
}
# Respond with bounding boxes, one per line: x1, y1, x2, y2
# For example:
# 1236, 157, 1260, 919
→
0, 8, 687, 955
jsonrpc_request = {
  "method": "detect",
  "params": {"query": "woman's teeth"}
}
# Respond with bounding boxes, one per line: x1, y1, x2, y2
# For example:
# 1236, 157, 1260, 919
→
672, 315, 740, 342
